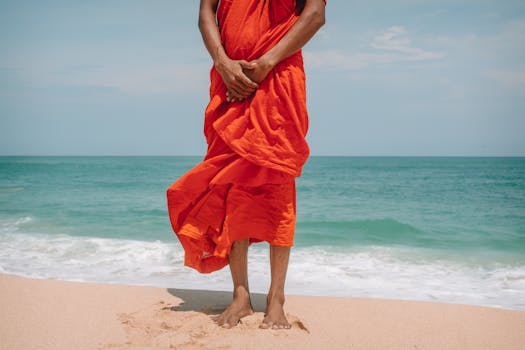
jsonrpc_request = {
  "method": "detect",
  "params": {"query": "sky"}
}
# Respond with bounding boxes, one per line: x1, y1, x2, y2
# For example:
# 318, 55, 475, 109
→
1, 0, 524, 156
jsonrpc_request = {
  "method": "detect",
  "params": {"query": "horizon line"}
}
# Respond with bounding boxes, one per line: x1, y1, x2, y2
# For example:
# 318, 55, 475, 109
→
1, 154, 525, 158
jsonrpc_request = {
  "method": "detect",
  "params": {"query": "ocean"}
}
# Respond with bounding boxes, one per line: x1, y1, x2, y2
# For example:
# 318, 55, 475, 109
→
1, 156, 524, 311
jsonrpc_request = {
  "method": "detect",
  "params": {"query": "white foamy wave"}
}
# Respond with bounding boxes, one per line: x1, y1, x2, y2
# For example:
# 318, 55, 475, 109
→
0, 229, 524, 311
287, 247, 525, 310
0, 216, 33, 233
0, 229, 234, 290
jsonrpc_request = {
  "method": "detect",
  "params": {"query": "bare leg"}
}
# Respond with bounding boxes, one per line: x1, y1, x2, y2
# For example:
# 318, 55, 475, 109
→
211, 238, 254, 328
260, 245, 292, 329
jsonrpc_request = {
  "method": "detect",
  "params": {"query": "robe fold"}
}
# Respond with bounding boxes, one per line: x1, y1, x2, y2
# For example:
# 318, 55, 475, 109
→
166, 0, 323, 273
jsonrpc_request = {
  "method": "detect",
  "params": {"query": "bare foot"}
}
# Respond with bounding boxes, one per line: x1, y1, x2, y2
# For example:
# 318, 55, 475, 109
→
211, 290, 254, 328
260, 293, 291, 330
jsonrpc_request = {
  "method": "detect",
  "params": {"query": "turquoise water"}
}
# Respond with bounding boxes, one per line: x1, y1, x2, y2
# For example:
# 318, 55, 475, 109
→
1, 156, 524, 310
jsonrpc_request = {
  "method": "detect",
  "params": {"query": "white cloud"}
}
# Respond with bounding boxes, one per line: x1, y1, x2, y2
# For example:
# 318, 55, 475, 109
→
9, 58, 210, 96
439, 19, 525, 60
85, 62, 210, 95
485, 66, 525, 88
424, 19, 525, 90
304, 25, 445, 70
1, 37, 212, 96
370, 26, 445, 60
304, 50, 368, 70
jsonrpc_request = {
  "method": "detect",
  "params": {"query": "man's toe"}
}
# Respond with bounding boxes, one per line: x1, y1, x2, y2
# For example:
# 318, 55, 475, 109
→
259, 321, 272, 329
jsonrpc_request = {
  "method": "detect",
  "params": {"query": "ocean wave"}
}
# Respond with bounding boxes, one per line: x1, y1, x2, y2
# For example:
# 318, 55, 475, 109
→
0, 216, 33, 233
0, 227, 524, 311
295, 218, 525, 255
0, 186, 25, 193
296, 218, 432, 247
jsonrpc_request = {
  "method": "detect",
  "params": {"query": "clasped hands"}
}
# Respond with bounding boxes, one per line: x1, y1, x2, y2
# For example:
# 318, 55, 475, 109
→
214, 56, 274, 102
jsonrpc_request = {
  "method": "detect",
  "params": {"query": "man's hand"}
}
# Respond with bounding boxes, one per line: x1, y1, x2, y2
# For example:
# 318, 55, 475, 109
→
224, 57, 274, 102
215, 53, 259, 102
240, 58, 274, 85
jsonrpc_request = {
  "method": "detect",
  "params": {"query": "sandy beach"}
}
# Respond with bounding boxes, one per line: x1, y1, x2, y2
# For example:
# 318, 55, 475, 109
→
1, 273, 524, 350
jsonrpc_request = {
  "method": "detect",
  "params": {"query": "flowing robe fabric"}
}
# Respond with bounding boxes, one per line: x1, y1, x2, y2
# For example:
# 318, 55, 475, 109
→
166, 0, 321, 273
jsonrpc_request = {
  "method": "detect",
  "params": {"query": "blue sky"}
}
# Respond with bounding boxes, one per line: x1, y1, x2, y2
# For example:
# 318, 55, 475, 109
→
1, 0, 524, 156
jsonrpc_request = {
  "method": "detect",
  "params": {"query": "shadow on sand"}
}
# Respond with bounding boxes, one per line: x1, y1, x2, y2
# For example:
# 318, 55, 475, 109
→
165, 288, 267, 315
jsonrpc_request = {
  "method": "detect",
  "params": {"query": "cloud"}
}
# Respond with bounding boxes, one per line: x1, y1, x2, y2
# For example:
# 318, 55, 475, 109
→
303, 50, 370, 70
304, 26, 445, 70
5, 60, 211, 97
485, 66, 525, 88
423, 19, 525, 90
83, 62, 210, 95
441, 19, 525, 59
370, 26, 445, 60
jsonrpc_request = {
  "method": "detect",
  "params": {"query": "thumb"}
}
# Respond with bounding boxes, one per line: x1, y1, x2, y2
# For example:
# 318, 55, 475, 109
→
239, 60, 256, 69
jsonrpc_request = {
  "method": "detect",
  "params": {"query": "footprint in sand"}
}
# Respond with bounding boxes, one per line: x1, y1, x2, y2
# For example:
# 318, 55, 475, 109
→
101, 300, 310, 349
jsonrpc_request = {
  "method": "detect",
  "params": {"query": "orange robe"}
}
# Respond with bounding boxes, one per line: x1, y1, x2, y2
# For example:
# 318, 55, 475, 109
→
166, 0, 321, 273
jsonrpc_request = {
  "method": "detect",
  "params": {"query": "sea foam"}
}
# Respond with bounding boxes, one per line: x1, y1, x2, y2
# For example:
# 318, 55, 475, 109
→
1, 216, 524, 311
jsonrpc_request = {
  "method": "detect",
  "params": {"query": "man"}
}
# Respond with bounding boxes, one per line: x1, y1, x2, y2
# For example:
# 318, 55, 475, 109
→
166, 0, 326, 330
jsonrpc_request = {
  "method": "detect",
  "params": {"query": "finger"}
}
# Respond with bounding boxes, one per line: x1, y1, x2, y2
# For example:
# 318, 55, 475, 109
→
232, 69, 258, 90
226, 89, 242, 99
229, 86, 242, 98
231, 81, 255, 98
228, 87, 244, 101
239, 60, 256, 70
231, 78, 254, 94
238, 73, 258, 89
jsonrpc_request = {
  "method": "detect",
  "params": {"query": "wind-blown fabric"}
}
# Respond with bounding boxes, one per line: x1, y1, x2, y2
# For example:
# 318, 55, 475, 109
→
166, 0, 322, 273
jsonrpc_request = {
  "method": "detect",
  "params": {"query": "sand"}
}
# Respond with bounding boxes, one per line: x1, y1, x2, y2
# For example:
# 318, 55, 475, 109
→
1, 273, 524, 350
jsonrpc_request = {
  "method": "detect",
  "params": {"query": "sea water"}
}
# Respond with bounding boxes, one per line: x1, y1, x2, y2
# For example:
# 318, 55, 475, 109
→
1, 156, 524, 310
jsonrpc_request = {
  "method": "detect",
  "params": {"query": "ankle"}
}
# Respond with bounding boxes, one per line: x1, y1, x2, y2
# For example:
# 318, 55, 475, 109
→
266, 290, 285, 305
233, 286, 251, 300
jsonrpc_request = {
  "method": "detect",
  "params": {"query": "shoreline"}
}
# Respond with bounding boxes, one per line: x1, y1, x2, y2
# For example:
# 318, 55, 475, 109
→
2, 271, 523, 313
1, 273, 525, 350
